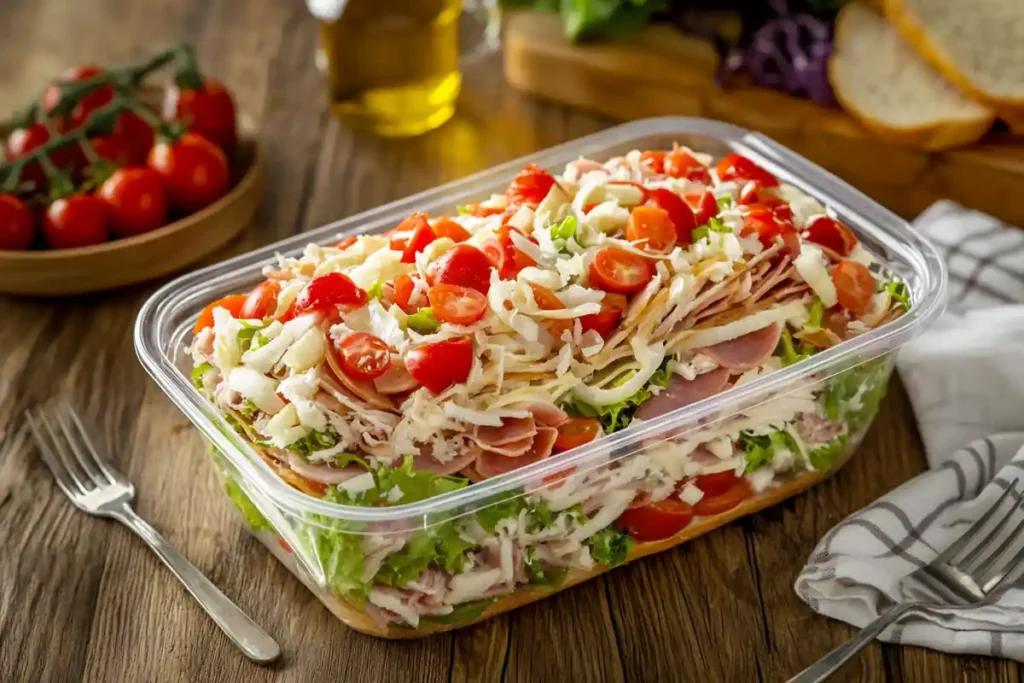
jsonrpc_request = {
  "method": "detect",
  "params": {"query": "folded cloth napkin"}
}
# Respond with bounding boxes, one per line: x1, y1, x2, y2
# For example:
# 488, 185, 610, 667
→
795, 200, 1024, 660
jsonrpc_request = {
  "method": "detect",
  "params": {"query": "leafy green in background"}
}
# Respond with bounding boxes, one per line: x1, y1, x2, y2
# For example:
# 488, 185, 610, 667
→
503, 0, 667, 41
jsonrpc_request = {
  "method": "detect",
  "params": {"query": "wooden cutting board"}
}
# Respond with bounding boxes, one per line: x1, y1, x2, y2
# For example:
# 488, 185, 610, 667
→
503, 11, 1024, 228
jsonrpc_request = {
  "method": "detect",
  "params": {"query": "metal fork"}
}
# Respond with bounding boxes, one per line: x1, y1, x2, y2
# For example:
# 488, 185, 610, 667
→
790, 482, 1024, 682
25, 403, 280, 663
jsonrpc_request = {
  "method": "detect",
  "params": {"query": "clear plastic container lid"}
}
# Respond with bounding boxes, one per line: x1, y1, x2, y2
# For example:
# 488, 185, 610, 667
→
134, 117, 947, 530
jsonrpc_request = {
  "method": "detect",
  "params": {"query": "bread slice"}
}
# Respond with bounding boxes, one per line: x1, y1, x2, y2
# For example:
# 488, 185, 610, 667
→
829, 3, 995, 151
884, 0, 1024, 111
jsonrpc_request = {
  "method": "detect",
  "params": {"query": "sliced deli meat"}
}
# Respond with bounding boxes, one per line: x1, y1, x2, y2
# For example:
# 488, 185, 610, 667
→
412, 444, 480, 475
286, 451, 366, 484
474, 427, 559, 478
697, 323, 782, 370
634, 367, 731, 421
472, 416, 537, 448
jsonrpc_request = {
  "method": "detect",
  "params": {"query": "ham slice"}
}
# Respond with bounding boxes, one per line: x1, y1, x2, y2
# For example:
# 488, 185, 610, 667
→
697, 323, 781, 371
478, 435, 536, 458
525, 402, 569, 428
324, 346, 395, 411
472, 416, 536, 448
474, 427, 558, 478
373, 356, 419, 395
412, 443, 480, 475
633, 367, 731, 421
286, 452, 366, 484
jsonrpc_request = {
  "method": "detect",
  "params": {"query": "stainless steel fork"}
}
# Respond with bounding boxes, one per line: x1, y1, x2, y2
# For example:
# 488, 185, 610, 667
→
25, 403, 280, 663
790, 482, 1024, 682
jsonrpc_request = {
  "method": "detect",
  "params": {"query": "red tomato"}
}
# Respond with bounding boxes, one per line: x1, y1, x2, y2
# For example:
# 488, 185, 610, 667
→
193, 294, 247, 333
589, 247, 653, 295
693, 471, 740, 498
114, 111, 155, 164
607, 180, 650, 205
163, 77, 238, 152
805, 216, 858, 257
542, 465, 578, 486
774, 204, 794, 222
42, 65, 113, 130
646, 188, 696, 245
685, 190, 718, 226
332, 236, 358, 249
579, 292, 627, 339
742, 211, 800, 258
431, 244, 493, 294
693, 478, 751, 516
626, 205, 677, 252
43, 194, 109, 249
738, 184, 785, 208
496, 224, 536, 279
582, 202, 599, 215
405, 337, 473, 394
240, 280, 280, 319
428, 284, 488, 325
147, 132, 229, 212
506, 164, 556, 206
617, 498, 695, 542
0, 194, 34, 250
553, 417, 601, 452
97, 167, 169, 237
295, 272, 367, 314
432, 217, 471, 243
461, 203, 503, 218
639, 150, 666, 174
715, 153, 778, 188
393, 273, 419, 314
5, 123, 51, 192
389, 213, 436, 263
528, 282, 572, 339
665, 147, 711, 183
90, 134, 132, 167
336, 332, 391, 381
479, 237, 505, 272
831, 261, 875, 315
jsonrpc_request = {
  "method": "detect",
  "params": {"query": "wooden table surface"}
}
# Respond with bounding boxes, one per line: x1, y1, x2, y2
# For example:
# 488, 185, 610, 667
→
0, 2, 1019, 682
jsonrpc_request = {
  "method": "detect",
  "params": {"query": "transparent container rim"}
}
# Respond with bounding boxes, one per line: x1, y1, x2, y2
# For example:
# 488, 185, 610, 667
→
134, 116, 948, 523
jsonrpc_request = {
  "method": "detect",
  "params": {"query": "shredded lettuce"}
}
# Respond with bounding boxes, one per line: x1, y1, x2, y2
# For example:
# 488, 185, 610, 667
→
777, 328, 813, 367
239, 399, 261, 418
562, 365, 672, 434
806, 298, 825, 329
287, 430, 337, 457
405, 307, 440, 334
739, 430, 799, 472
224, 477, 272, 532
236, 321, 263, 352
525, 548, 568, 586
375, 522, 474, 586
475, 490, 562, 535
550, 215, 578, 241
589, 527, 633, 568
884, 280, 911, 311
366, 280, 384, 301
808, 434, 849, 471
333, 452, 371, 470
191, 362, 213, 390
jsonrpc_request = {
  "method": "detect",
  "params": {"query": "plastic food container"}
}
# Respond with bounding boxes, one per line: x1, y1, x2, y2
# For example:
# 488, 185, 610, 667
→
135, 117, 947, 638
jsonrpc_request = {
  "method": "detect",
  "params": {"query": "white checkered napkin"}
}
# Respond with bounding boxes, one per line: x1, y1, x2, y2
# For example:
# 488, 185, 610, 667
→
795, 201, 1024, 661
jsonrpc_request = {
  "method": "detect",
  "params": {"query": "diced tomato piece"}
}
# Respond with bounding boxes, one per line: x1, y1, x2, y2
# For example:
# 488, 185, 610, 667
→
295, 272, 367, 314
639, 150, 666, 174
646, 188, 697, 245
194, 294, 246, 333
506, 164, 556, 206
390, 213, 436, 264
831, 261, 875, 315
693, 478, 751, 516
805, 216, 858, 257
579, 292, 627, 339
336, 332, 391, 381
693, 471, 740, 498
528, 282, 572, 339
617, 498, 695, 542
582, 202, 599, 214
742, 212, 801, 258
393, 274, 420, 314
432, 217, 472, 243
496, 224, 536, 280
553, 417, 601, 452
240, 280, 280, 320
773, 204, 794, 222
429, 284, 488, 325
665, 146, 711, 183
461, 203, 503, 218
685, 190, 719, 226
431, 244, 494, 294
332, 236, 358, 249
405, 337, 474, 394
626, 205, 677, 252
589, 247, 653, 295
715, 153, 779, 188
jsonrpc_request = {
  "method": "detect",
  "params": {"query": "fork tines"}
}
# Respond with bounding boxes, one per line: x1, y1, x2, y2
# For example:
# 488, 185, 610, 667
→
947, 481, 1024, 596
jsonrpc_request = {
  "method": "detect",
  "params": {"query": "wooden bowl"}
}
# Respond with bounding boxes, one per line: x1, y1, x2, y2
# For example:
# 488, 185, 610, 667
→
0, 135, 264, 296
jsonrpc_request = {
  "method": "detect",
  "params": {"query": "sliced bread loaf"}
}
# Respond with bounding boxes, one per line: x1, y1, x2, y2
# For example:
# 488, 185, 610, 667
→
884, 0, 1024, 111
829, 3, 995, 151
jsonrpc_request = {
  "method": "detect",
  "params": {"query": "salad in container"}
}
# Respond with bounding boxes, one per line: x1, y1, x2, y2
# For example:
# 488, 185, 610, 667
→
135, 118, 945, 638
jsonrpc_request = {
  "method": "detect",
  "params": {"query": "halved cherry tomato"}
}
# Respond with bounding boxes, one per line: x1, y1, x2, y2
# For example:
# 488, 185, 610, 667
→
554, 417, 601, 452
579, 292, 627, 339
664, 147, 711, 183
639, 150, 667, 174
337, 332, 391, 381
742, 211, 800, 258
626, 205, 677, 252
431, 243, 493, 294
432, 217, 471, 243
506, 164, 556, 206
805, 216, 858, 257
607, 180, 650, 205
496, 224, 536, 279
393, 273, 419, 314
295, 272, 367, 314
390, 213, 437, 263
685, 190, 719, 226
429, 284, 488, 325
479, 237, 505, 272
240, 280, 280, 320
405, 337, 474, 394
617, 498, 695, 542
831, 261, 875, 315
332, 236, 358, 249
693, 478, 751, 516
589, 247, 653, 295
194, 294, 247, 333
528, 282, 572, 339
646, 188, 697, 245
715, 153, 779, 188
693, 471, 740, 498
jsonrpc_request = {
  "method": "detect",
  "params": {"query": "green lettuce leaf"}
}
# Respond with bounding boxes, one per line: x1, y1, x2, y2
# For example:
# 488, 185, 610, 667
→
589, 527, 633, 568
224, 478, 272, 532
562, 365, 672, 434
739, 430, 799, 472
806, 298, 825, 329
777, 328, 813, 367
421, 599, 494, 626
191, 362, 213, 390
287, 430, 338, 457
550, 215, 578, 241
884, 279, 911, 311
808, 434, 849, 471
366, 280, 384, 301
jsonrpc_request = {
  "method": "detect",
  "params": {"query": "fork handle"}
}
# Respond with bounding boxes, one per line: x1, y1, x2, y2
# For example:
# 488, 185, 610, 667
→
110, 505, 281, 663
787, 602, 915, 683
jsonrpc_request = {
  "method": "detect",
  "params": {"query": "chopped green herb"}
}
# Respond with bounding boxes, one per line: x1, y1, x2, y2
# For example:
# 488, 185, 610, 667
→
406, 307, 441, 334
589, 527, 633, 568
191, 362, 214, 390
550, 215, 578, 241
366, 280, 384, 301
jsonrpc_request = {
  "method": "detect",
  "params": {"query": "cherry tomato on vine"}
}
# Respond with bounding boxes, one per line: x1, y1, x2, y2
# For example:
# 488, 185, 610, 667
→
91, 134, 133, 167
0, 194, 34, 251
336, 332, 392, 381
405, 337, 473, 394
114, 112, 155, 164
98, 167, 169, 237
43, 193, 109, 249
162, 77, 238, 152
147, 132, 229, 212
4, 123, 51, 192
43, 65, 114, 131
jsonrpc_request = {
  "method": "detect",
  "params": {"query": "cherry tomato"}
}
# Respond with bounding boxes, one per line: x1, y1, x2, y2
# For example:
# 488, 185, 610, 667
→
831, 261, 875, 315
528, 282, 572, 339
432, 217, 471, 243
162, 77, 238, 152
665, 147, 711, 183
114, 111, 155, 164
393, 273, 420, 314
805, 216, 858, 257
496, 224, 536, 279
336, 332, 391, 381
742, 211, 800, 258
589, 247, 653, 295
193, 294, 247, 333
715, 153, 778, 188
389, 213, 436, 263
240, 280, 280, 320
639, 150, 666, 174
579, 292, 627, 339
479, 237, 505, 272
693, 478, 751, 516
693, 471, 740, 498
97, 167, 169, 237
405, 337, 473, 394
429, 283, 488, 325
295, 272, 367, 314
626, 205, 677, 252
431, 243, 493, 294
506, 164, 556, 206
554, 417, 601, 452
685, 190, 718, 226
617, 498, 695, 542
332, 236, 358, 249
90, 134, 132, 167
43, 194, 109, 249
646, 188, 696, 245
0, 194, 34, 250
42, 65, 113, 131
147, 132, 229, 212
5, 123, 51, 192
